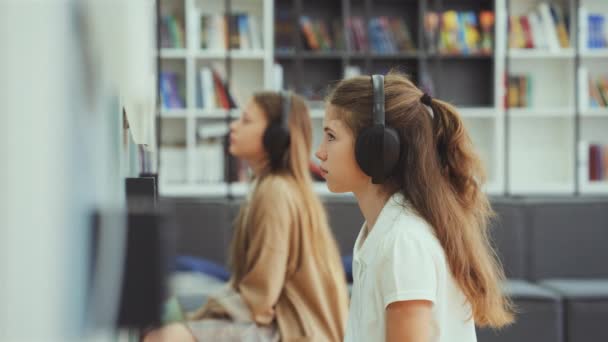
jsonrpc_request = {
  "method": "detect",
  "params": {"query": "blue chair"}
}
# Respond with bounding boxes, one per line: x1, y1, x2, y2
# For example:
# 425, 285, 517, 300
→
174, 255, 230, 282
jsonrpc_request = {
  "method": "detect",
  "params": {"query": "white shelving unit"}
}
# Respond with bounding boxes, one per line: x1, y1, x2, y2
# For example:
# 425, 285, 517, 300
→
577, 0, 608, 194
158, 0, 274, 197
158, 0, 608, 197
505, 0, 585, 195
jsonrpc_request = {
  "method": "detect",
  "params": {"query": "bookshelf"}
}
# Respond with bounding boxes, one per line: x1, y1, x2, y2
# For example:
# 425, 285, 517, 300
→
158, 0, 275, 197
157, 0, 608, 197
577, 0, 608, 194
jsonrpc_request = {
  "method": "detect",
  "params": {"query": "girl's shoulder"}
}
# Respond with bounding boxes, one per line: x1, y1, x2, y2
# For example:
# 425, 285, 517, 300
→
384, 208, 444, 256
252, 174, 298, 206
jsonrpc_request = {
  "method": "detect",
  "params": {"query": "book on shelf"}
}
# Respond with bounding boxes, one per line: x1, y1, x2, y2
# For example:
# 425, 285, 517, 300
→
161, 14, 185, 49
425, 10, 493, 55
579, 8, 608, 50
343, 16, 415, 54
424, 12, 440, 53
591, 75, 608, 108
346, 17, 368, 52
507, 74, 532, 108
580, 66, 608, 109
195, 123, 228, 183
200, 13, 262, 50
160, 72, 186, 109
509, 2, 569, 51
298, 17, 343, 52
197, 64, 238, 110
579, 141, 608, 183
275, 9, 295, 53
160, 145, 187, 184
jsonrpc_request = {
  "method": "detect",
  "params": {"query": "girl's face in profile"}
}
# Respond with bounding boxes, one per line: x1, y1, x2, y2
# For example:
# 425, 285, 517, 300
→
229, 98, 268, 163
315, 105, 369, 193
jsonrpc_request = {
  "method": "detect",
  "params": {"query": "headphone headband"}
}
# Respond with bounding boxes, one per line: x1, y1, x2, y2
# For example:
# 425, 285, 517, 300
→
371, 75, 385, 125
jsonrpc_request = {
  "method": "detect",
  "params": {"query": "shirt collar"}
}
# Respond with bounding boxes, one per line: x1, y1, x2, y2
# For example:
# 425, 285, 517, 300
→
354, 192, 407, 264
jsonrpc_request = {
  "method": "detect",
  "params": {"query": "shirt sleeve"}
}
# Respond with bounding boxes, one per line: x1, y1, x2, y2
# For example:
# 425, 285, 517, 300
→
379, 230, 438, 309
236, 179, 294, 325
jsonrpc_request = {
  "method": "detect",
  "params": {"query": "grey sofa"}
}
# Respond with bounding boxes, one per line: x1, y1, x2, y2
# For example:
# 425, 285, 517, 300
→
162, 196, 608, 342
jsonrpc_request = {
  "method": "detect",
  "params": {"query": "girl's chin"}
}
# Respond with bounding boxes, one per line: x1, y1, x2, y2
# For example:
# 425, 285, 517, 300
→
325, 180, 348, 194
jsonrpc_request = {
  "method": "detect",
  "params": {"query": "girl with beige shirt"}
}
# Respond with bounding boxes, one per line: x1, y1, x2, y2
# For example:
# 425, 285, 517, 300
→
144, 91, 348, 341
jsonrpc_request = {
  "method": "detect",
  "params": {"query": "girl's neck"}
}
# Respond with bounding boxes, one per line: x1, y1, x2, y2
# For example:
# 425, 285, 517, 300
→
353, 183, 392, 233
247, 156, 267, 177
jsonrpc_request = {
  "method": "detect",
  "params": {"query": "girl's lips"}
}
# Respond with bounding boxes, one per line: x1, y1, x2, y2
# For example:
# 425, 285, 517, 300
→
320, 166, 328, 177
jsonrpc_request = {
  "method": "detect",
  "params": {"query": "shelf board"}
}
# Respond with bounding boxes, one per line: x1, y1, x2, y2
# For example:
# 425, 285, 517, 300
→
275, 51, 343, 59
430, 52, 493, 59
367, 51, 420, 59
509, 182, 575, 195
159, 49, 188, 58
194, 49, 266, 59
508, 107, 575, 118
580, 49, 608, 58
159, 183, 229, 197
161, 109, 188, 118
274, 51, 420, 59
580, 108, 608, 117
579, 182, 608, 194
508, 48, 575, 59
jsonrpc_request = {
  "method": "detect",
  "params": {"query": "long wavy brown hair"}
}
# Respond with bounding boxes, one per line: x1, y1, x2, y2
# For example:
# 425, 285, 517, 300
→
326, 71, 514, 328
229, 91, 344, 285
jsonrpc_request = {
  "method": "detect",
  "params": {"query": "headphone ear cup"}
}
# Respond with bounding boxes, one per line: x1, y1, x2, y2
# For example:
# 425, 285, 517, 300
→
382, 127, 401, 179
355, 125, 401, 183
355, 125, 385, 179
263, 123, 290, 169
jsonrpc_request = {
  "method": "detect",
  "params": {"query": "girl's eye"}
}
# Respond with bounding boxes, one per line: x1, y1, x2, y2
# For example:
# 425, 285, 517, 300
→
327, 133, 335, 141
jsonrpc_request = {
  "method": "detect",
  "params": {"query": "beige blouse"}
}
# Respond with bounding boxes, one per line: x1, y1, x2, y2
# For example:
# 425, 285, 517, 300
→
191, 176, 349, 342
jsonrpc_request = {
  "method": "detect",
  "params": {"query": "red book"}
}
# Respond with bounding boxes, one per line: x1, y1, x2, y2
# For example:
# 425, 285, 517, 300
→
519, 16, 534, 48
211, 69, 230, 109
589, 144, 601, 181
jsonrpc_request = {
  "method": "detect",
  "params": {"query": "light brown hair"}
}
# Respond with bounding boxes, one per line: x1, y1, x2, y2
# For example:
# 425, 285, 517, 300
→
326, 71, 514, 328
229, 92, 344, 284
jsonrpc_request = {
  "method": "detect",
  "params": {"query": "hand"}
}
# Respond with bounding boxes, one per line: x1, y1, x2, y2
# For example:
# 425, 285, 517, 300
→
187, 297, 231, 320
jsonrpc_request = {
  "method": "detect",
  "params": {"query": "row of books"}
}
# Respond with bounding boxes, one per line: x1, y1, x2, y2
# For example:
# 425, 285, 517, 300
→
296, 16, 416, 53
424, 11, 494, 55
346, 16, 415, 53
508, 3, 570, 51
200, 14, 262, 50
160, 72, 186, 109
161, 14, 186, 49
196, 65, 237, 110
580, 8, 608, 49
195, 123, 228, 183
506, 74, 532, 108
299, 17, 342, 51
580, 142, 608, 182
160, 146, 187, 183
588, 74, 608, 108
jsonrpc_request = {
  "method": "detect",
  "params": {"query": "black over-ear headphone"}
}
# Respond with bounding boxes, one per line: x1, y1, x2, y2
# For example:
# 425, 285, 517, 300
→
263, 91, 291, 170
354, 75, 401, 184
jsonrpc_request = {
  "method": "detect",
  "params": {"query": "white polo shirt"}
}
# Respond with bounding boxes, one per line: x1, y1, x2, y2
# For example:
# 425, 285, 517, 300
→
344, 193, 477, 342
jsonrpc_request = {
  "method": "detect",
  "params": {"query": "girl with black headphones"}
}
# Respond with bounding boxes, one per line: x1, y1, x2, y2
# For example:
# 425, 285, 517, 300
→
315, 72, 514, 342
144, 92, 348, 341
